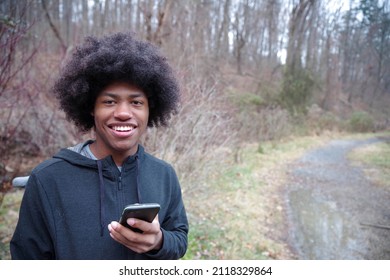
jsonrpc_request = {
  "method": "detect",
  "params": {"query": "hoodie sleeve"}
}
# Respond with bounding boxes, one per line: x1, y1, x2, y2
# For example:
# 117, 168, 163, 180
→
10, 173, 56, 259
145, 167, 188, 260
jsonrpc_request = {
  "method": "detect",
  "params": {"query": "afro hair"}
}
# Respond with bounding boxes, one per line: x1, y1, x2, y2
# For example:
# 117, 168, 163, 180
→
53, 32, 180, 132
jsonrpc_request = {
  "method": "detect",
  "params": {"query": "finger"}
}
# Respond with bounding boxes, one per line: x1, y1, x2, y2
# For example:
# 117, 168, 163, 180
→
108, 221, 160, 253
108, 224, 149, 253
131, 215, 160, 234
108, 222, 140, 244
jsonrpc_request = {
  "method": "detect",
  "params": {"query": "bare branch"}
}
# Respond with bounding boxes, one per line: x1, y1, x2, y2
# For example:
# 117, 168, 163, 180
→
41, 0, 67, 53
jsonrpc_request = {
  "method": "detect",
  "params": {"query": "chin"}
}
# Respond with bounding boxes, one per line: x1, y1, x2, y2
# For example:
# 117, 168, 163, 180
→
115, 143, 138, 154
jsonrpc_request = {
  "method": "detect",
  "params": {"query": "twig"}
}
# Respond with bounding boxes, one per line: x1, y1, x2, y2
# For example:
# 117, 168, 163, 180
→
360, 222, 390, 230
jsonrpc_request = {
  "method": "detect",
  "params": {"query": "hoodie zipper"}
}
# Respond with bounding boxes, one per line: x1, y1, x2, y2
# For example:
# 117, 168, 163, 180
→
118, 175, 123, 190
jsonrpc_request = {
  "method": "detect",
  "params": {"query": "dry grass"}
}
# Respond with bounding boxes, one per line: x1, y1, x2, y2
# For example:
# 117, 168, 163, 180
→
0, 189, 23, 260
348, 135, 390, 190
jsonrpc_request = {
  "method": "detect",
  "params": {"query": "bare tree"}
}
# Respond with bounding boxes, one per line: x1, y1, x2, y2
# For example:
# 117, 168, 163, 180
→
280, 0, 316, 115
41, 0, 67, 54
215, 0, 231, 60
0, 1, 40, 202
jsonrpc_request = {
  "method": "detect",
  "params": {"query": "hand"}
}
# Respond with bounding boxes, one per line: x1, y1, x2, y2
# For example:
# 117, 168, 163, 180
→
108, 215, 163, 254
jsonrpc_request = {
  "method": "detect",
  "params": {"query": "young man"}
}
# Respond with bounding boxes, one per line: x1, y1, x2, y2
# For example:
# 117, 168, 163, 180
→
10, 33, 188, 259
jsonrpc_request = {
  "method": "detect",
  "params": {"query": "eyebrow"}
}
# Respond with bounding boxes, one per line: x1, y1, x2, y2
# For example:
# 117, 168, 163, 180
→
101, 92, 146, 99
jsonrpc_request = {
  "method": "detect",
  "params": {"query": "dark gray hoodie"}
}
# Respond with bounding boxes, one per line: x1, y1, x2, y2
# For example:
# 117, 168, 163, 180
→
10, 143, 188, 259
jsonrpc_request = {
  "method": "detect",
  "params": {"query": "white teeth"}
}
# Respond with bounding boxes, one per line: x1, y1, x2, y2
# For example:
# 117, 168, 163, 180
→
113, 126, 134, 132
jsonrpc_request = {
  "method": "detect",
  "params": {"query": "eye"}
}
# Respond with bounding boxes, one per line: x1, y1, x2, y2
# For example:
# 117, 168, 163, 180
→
103, 99, 115, 105
131, 100, 144, 106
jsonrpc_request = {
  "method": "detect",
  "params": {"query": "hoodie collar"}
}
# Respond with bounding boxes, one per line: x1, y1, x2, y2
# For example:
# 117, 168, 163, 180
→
54, 141, 145, 171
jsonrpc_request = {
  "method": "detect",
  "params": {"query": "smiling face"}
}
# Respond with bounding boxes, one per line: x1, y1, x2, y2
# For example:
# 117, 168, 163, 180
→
90, 82, 149, 165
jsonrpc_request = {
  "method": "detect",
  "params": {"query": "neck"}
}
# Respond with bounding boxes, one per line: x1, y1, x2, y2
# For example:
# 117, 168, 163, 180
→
89, 142, 138, 166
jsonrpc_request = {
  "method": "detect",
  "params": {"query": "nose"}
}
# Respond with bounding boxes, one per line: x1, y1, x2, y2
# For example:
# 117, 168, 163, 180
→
114, 102, 133, 120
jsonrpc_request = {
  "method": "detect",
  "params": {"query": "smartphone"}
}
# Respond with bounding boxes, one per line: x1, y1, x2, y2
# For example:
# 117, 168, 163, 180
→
119, 203, 160, 232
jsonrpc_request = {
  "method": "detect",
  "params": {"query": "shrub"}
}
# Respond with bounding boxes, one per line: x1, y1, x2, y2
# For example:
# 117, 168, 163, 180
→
279, 68, 316, 115
347, 111, 374, 133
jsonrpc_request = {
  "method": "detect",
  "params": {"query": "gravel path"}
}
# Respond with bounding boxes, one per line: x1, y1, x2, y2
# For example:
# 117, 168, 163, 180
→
284, 137, 390, 259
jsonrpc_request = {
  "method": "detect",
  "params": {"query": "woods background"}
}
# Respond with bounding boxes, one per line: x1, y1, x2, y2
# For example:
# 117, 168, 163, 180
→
1, 0, 389, 197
